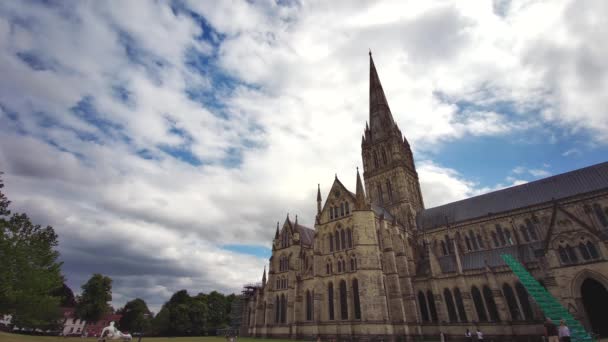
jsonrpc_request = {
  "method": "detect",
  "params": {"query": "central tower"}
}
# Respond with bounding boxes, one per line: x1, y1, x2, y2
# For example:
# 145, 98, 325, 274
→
361, 53, 424, 227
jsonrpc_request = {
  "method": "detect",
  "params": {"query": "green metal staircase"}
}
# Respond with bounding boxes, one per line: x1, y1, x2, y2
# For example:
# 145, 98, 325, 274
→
500, 253, 593, 342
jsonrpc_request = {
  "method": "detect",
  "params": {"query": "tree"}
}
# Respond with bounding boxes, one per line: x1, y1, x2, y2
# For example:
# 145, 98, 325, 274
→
51, 283, 77, 307
150, 306, 170, 336
0, 174, 63, 329
118, 298, 151, 333
189, 295, 208, 335
206, 291, 228, 329
76, 274, 112, 321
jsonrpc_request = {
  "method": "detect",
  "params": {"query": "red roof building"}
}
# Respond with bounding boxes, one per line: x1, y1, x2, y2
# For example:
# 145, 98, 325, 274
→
84, 314, 122, 338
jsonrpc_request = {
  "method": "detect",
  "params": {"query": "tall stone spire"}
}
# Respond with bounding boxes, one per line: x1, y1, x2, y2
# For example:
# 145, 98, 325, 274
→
262, 266, 267, 286
369, 51, 396, 141
361, 52, 425, 225
355, 167, 368, 210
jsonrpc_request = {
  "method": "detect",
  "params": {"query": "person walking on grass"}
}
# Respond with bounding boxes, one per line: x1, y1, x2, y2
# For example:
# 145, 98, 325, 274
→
545, 318, 559, 342
559, 320, 571, 342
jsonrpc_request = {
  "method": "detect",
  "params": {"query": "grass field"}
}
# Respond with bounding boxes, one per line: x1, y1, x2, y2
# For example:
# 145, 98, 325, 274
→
0, 332, 293, 342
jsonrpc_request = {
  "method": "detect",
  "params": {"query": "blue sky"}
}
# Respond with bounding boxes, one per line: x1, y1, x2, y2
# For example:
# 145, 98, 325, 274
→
1, 0, 607, 312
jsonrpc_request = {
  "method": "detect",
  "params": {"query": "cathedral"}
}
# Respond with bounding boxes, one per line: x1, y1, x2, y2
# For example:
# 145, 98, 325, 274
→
241, 54, 608, 341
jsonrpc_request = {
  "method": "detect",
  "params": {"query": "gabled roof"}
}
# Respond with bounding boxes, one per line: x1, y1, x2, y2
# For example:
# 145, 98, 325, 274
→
417, 162, 608, 230
284, 216, 315, 247
319, 176, 357, 214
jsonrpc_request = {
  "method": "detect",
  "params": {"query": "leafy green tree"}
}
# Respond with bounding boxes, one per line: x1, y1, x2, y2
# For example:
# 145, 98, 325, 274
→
0, 174, 63, 329
150, 306, 169, 336
206, 291, 228, 329
118, 298, 151, 333
51, 283, 77, 307
189, 295, 209, 335
76, 274, 112, 321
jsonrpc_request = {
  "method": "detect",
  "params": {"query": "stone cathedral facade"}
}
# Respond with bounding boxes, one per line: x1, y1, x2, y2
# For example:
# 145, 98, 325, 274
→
241, 55, 608, 341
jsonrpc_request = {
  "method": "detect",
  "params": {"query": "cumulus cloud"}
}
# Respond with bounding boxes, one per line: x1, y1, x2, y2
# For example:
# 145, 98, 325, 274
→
0, 0, 606, 312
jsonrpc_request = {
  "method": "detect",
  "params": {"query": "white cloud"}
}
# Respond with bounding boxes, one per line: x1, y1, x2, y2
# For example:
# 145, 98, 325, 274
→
562, 148, 581, 157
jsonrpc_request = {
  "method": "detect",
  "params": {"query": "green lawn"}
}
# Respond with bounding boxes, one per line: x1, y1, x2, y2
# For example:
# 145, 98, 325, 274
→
0, 332, 293, 342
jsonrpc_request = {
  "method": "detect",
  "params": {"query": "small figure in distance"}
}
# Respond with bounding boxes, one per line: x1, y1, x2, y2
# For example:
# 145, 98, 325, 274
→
559, 319, 571, 342
545, 318, 559, 342
465, 329, 473, 342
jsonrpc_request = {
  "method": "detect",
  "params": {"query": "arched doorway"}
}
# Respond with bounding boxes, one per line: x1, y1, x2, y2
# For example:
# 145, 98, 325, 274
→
581, 278, 608, 337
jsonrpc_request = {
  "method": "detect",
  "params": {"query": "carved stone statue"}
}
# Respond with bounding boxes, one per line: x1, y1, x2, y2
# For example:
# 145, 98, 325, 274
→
99, 321, 132, 341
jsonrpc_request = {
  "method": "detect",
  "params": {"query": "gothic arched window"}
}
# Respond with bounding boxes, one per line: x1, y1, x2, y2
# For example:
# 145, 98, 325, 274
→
476, 233, 484, 248
465, 236, 472, 251
588, 241, 600, 259
454, 288, 467, 322
381, 148, 387, 165
335, 231, 341, 250
427, 290, 438, 322
377, 184, 383, 205
340, 280, 348, 320
515, 282, 533, 320
328, 282, 335, 320
353, 279, 361, 319
441, 241, 448, 256
418, 291, 429, 322
443, 288, 458, 322
470, 231, 479, 250
491, 231, 499, 247
351, 257, 356, 271
275, 295, 280, 323
373, 151, 379, 169
579, 242, 591, 260
525, 218, 538, 240
502, 283, 521, 321
280, 294, 287, 323
471, 286, 487, 322
306, 290, 313, 321
340, 203, 345, 216
386, 180, 393, 202
337, 259, 342, 272
504, 229, 513, 245
519, 225, 530, 242
483, 285, 500, 321
329, 234, 334, 252
496, 224, 506, 246
347, 228, 353, 248
578, 239, 600, 260
341, 229, 346, 249
445, 235, 453, 254
593, 203, 608, 227
345, 202, 350, 214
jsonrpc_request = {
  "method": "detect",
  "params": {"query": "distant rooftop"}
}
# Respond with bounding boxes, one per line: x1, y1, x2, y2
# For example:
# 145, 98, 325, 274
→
417, 161, 608, 230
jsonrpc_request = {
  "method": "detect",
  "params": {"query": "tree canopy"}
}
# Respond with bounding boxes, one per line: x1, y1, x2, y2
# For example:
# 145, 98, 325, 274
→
0, 174, 63, 330
118, 298, 151, 333
150, 289, 236, 336
76, 273, 112, 321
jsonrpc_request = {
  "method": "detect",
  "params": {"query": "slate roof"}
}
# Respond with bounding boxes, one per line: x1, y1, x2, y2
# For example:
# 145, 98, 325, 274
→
418, 162, 608, 230
296, 223, 315, 246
